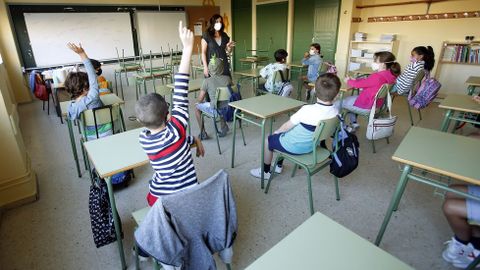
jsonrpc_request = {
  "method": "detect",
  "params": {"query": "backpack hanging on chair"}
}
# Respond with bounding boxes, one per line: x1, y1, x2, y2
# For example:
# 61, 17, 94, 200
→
221, 83, 242, 122
408, 71, 441, 109
330, 115, 360, 178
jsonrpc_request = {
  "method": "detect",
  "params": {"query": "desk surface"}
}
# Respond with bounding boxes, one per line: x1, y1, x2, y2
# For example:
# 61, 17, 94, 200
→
53, 82, 65, 88
246, 212, 412, 270
234, 68, 262, 78
59, 94, 124, 117
392, 127, 480, 185
308, 81, 350, 92
229, 94, 305, 119
466, 76, 480, 86
289, 62, 306, 68
84, 128, 149, 178
166, 78, 203, 92
439, 94, 480, 114
239, 56, 270, 63
350, 67, 374, 76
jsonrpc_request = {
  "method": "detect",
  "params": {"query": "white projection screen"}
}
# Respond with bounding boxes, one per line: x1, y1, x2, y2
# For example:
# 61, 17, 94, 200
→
24, 12, 135, 67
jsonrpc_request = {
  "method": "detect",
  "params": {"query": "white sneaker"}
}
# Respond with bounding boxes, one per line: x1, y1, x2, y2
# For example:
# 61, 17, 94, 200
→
452, 243, 480, 268
274, 165, 283, 174
442, 237, 469, 263
250, 168, 271, 180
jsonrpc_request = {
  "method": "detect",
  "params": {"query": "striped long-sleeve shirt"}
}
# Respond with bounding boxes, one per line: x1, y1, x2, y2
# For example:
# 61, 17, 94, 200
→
139, 73, 198, 200
395, 60, 425, 95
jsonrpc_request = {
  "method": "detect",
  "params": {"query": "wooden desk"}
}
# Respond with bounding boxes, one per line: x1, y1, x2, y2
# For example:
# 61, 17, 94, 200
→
229, 94, 305, 187
60, 94, 126, 177
84, 128, 149, 270
466, 76, 480, 95
375, 127, 480, 246
247, 212, 412, 270
439, 94, 480, 132
349, 67, 374, 77
52, 82, 66, 123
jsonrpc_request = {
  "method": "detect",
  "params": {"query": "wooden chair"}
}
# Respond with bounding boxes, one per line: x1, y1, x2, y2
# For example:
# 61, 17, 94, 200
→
201, 85, 246, 154
406, 69, 425, 126
265, 117, 340, 216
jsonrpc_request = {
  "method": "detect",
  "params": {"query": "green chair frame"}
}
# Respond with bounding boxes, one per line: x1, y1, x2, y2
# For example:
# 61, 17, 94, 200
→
256, 69, 289, 96
406, 69, 425, 126
344, 83, 393, 153
264, 117, 340, 216
201, 86, 246, 154
134, 50, 172, 100
114, 48, 141, 99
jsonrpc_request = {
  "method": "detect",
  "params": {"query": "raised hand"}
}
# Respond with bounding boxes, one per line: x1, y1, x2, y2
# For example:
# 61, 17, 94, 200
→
178, 21, 194, 50
67, 42, 87, 59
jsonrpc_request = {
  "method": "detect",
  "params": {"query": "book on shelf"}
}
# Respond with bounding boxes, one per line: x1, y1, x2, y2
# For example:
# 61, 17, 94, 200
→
442, 44, 480, 64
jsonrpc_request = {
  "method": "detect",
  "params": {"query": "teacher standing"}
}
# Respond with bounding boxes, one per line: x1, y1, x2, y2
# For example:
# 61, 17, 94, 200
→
201, 14, 235, 77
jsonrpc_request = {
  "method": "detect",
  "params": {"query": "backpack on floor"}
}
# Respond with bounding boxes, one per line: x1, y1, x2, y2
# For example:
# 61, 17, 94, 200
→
330, 116, 360, 178
408, 71, 441, 109
221, 83, 242, 122
88, 171, 123, 248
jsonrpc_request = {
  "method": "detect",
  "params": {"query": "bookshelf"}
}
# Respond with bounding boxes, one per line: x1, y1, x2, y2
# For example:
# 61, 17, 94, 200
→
435, 41, 480, 78
346, 40, 399, 73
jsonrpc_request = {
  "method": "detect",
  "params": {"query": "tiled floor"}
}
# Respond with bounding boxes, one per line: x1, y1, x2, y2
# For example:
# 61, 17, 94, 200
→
0, 76, 472, 270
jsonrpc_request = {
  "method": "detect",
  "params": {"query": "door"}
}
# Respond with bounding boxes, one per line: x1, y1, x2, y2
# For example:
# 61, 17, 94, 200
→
257, 2, 288, 58
313, 0, 340, 63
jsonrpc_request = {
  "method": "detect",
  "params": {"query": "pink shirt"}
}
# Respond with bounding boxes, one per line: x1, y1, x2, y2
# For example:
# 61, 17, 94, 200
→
347, 70, 397, 110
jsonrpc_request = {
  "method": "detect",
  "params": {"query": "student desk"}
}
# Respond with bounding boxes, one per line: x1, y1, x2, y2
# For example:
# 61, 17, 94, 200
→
247, 212, 412, 270
229, 94, 305, 188
349, 67, 374, 77
234, 68, 262, 96
53, 82, 66, 123
239, 56, 270, 69
375, 127, 480, 246
466, 76, 480, 96
84, 128, 148, 270
60, 94, 125, 177
439, 94, 480, 132
289, 62, 307, 100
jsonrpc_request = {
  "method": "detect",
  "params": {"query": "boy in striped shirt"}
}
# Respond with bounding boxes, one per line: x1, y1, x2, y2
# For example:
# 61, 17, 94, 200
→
135, 21, 205, 206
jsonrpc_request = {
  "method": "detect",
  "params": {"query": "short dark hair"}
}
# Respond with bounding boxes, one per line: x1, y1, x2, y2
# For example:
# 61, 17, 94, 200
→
65, 72, 89, 99
135, 93, 169, 129
90, 59, 101, 70
311, 43, 321, 52
314, 73, 340, 102
274, 49, 288, 62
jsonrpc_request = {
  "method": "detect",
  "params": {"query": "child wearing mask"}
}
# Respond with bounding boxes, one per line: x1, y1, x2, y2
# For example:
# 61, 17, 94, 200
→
302, 43, 323, 101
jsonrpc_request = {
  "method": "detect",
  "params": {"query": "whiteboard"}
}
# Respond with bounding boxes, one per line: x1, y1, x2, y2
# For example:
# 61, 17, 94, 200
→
24, 13, 135, 67
135, 11, 187, 54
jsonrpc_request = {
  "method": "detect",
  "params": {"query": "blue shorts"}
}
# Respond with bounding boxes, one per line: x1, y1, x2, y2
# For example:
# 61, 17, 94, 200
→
467, 185, 480, 222
268, 133, 296, 155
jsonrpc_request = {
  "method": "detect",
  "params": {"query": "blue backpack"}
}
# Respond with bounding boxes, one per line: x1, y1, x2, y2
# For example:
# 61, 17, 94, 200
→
408, 72, 442, 109
219, 83, 242, 122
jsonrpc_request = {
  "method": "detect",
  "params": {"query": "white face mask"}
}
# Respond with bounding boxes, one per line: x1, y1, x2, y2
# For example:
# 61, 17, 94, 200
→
371, 62, 381, 71
309, 49, 316, 55
214, 22, 222, 31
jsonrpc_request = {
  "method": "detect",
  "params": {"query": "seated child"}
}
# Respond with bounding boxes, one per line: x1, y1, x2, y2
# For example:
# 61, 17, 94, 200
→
194, 54, 232, 140
442, 181, 480, 268
337, 51, 400, 132
64, 43, 111, 140
135, 21, 205, 206
392, 46, 435, 96
90, 59, 110, 95
259, 49, 289, 95
302, 43, 323, 101
250, 73, 340, 179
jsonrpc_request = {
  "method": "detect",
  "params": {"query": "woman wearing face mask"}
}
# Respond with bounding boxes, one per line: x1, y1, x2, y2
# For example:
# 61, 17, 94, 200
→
337, 51, 400, 132
392, 46, 435, 96
201, 14, 235, 77
302, 43, 323, 101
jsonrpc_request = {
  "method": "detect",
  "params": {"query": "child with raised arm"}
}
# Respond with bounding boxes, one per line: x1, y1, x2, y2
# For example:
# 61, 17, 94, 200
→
135, 21, 205, 207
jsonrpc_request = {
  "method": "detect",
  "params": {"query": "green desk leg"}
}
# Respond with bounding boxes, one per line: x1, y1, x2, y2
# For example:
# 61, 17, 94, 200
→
105, 176, 127, 270
467, 254, 480, 270
67, 118, 81, 177
467, 85, 475, 96
375, 165, 412, 246
231, 108, 239, 168
260, 118, 267, 189
440, 109, 453, 132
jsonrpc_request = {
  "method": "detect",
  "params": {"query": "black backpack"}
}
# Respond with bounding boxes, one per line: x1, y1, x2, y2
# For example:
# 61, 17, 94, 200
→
330, 116, 360, 178
88, 171, 123, 248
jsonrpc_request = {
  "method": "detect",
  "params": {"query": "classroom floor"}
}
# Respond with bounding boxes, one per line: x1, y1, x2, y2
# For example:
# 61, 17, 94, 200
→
0, 76, 473, 270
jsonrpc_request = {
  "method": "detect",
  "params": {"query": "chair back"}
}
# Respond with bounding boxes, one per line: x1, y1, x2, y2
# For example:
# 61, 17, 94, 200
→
411, 69, 425, 96
214, 85, 239, 109
375, 84, 394, 114
318, 61, 329, 74
311, 117, 339, 163
80, 104, 120, 140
